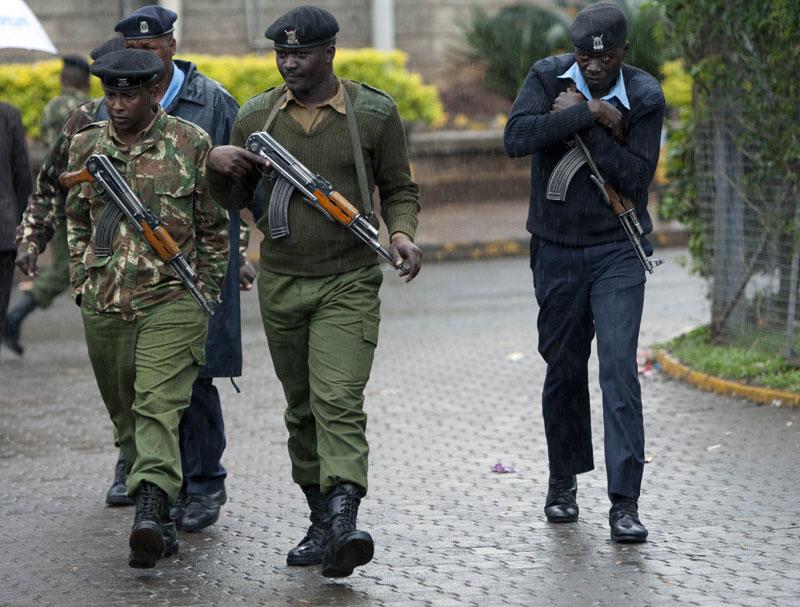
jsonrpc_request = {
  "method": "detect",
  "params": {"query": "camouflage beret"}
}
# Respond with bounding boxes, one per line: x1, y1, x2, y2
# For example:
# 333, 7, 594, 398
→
90, 49, 164, 91
265, 5, 339, 49
570, 1, 628, 53
114, 4, 177, 40
89, 37, 124, 61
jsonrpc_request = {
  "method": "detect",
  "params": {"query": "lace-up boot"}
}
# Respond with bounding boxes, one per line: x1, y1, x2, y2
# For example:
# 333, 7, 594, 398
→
544, 474, 579, 523
106, 451, 134, 506
321, 483, 373, 578
129, 481, 179, 568
287, 484, 328, 566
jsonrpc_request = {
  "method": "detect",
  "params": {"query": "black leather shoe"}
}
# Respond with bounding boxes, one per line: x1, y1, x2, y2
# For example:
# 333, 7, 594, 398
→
175, 488, 227, 532
544, 475, 578, 523
609, 498, 648, 543
129, 481, 179, 568
287, 484, 328, 566
3, 292, 36, 356
321, 483, 374, 578
106, 452, 135, 507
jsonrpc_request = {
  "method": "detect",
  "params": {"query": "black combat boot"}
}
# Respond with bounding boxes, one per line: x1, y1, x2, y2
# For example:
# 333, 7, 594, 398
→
609, 496, 648, 543
287, 484, 328, 566
106, 451, 134, 506
544, 475, 579, 523
321, 483, 374, 578
3, 292, 36, 355
129, 481, 179, 568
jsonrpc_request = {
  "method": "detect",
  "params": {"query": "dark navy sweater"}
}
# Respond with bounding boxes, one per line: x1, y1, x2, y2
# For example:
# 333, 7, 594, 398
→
504, 53, 665, 247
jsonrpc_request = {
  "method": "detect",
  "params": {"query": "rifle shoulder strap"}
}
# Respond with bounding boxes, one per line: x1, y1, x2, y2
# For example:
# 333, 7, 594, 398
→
342, 84, 372, 216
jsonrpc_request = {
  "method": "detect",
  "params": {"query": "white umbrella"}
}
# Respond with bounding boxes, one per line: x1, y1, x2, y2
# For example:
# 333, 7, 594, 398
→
0, 0, 58, 54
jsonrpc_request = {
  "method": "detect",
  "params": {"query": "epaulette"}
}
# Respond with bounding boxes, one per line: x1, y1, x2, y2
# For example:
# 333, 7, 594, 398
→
75, 121, 106, 134
353, 81, 393, 119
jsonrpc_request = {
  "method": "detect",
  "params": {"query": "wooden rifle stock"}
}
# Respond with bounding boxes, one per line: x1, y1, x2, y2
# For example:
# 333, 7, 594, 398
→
603, 182, 636, 217
59, 167, 93, 188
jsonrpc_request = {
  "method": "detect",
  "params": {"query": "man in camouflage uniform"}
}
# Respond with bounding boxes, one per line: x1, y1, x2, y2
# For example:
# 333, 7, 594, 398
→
65, 48, 228, 568
4, 55, 90, 355
207, 6, 422, 578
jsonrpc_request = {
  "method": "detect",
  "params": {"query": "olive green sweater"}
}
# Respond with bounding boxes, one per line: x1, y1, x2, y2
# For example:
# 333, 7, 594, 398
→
208, 79, 420, 277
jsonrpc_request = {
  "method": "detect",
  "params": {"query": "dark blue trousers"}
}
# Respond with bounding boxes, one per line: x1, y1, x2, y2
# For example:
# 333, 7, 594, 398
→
530, 238, 646, 499
179, 377, 227, 494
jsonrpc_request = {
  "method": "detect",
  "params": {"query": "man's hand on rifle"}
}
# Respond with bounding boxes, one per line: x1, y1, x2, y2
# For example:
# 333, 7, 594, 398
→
15, 243, 38, 277
390, 233, 422, 283
239, 261, 257, 291
208, 145, 268, 179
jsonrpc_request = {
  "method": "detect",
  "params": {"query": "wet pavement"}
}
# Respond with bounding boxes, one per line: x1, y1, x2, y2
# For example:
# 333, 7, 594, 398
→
1, 249, 799, 606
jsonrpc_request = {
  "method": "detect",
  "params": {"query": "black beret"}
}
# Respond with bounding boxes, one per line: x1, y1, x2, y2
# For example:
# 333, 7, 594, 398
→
90, 37, 125, 61
114, 5, 177, 40
265, 5, 339, 49
570, 1, 628, 53
90, 49, 164, 91
62, 54, 89, 72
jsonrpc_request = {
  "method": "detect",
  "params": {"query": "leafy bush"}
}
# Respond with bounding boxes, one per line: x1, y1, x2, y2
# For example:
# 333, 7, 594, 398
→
462, 1, 670, 102
0, 49, 443, 139
462, 4, 572, 101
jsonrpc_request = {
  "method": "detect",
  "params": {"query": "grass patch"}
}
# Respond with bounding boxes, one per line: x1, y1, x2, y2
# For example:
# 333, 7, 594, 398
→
662, 326, 800, 393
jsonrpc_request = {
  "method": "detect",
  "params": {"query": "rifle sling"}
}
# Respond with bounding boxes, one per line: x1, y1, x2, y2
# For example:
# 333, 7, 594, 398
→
94, 202, 125, 257
261, 82, 372, 240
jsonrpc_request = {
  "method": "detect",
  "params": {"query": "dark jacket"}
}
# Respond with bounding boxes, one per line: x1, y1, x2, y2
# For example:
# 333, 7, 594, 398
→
0, 103, 32, 251
97, 60, 244, 377
504, 53, 665, 247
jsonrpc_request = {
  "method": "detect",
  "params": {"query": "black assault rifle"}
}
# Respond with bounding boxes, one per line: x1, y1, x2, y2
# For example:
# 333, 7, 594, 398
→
245, 131, 408, 273
59, 154, 217, 315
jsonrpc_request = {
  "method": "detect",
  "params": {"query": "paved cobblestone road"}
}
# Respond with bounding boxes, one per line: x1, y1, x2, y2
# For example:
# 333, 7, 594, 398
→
1, 249, 799, 606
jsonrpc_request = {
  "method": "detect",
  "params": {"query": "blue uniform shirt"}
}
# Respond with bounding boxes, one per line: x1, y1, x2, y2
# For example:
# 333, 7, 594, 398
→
558, 62, 631, 110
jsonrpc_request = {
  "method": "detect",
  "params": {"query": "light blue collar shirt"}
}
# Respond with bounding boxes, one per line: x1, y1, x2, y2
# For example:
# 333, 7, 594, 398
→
558, 62, 630, 110
159, 61, 185, 110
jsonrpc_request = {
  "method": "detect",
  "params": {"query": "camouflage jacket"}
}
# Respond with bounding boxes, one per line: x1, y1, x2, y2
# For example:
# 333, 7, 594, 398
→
41, 88, 90, 147
17, 98, 102, 255
65, 108, 229, 319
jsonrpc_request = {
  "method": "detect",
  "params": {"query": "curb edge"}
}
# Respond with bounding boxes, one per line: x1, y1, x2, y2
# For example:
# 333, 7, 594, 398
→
654, 350, 800, 408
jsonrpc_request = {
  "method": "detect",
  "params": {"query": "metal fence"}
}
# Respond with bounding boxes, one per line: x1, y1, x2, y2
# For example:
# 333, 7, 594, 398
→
695, 106, 800, 359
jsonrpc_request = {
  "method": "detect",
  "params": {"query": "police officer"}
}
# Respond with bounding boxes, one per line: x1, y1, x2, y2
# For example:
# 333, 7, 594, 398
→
4, 55, 90, 356
65, 48, 228, 567
96, 5, 250, 530
206, 5, 422, 577
504, 2, 665, 542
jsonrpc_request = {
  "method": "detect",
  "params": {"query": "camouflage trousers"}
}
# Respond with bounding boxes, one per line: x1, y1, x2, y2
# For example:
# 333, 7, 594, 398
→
81, 296, 207, 502
29, 221, 70, 308
257, 264, 382, 495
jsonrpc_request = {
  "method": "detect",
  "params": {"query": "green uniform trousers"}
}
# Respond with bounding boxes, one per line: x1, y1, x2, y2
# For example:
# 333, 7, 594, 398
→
257, 264, 382, 495
81, 296, 207, 502
29, 221, 70, 308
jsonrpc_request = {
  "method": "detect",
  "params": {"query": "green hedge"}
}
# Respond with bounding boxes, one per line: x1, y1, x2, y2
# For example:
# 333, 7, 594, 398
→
0, 49, 444, 139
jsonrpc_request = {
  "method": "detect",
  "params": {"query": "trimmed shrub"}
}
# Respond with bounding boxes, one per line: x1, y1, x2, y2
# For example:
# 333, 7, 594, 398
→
0, 49, 443, 138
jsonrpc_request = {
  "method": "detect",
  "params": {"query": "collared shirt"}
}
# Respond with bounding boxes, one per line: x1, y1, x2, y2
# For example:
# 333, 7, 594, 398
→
280, 80, 346, 134
558, 62, 630, 110
160, 61, 185, 110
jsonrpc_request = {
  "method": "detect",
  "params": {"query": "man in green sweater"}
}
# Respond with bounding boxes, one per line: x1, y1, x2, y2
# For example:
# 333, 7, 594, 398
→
206, 6, 422, 578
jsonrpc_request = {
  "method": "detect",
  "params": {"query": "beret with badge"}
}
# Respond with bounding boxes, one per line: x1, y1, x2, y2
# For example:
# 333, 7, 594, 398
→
90, 37, 125, 61
90, 48, 164, 91
570, 1, 628, 53
265, 5, 339, 49
114, 4, 177, 40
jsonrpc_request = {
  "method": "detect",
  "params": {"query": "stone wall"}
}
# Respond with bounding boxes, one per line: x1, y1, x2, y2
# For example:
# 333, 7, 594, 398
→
21, 0, 551, 80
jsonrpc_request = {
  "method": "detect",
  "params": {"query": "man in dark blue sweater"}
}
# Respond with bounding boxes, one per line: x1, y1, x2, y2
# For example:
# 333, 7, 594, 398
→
504, 1, 665, 543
